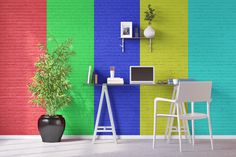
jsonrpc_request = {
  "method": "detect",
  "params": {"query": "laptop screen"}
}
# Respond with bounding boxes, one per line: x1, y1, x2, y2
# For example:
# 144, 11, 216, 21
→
130, 66, 154, 84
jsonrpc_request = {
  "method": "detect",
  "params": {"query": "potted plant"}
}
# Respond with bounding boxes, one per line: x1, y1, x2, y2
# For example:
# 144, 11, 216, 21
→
144, 4, 156, 38
28, 38, 74, 142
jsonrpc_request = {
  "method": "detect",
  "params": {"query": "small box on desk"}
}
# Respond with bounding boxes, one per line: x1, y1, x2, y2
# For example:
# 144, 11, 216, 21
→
107, 77, 124, 85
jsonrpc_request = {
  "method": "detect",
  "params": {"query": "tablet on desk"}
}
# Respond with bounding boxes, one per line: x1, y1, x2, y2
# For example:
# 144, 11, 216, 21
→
130, 66, 155, 84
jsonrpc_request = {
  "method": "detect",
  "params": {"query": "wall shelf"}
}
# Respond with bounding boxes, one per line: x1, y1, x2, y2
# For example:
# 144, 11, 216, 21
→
120, 37, 153, 53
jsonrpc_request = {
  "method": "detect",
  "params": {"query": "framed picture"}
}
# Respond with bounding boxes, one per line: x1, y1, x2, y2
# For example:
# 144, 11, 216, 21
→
120, 22, 132, 38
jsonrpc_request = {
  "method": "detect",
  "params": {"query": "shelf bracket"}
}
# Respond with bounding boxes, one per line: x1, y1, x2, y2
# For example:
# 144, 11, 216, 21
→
149, 38, 152, 52
120, 38, 125, 52
120, 37, 153, 52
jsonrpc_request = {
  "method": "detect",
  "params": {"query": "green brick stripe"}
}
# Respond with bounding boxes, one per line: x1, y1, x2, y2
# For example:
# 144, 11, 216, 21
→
47, 0, 94, 135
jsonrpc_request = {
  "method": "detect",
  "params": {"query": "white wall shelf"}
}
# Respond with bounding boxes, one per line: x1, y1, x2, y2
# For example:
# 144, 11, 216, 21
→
120, 37, 153, 52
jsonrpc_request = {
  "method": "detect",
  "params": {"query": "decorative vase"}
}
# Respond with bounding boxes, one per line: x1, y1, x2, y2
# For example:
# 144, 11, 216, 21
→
38, 115, 65, 142
144, 25, 155, 38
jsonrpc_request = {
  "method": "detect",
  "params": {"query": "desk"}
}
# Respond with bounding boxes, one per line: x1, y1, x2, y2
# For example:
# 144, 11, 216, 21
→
88, 83, 177, 143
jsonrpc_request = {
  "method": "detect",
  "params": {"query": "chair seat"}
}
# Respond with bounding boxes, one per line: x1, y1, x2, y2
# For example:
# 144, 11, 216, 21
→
180, 113, 208, 120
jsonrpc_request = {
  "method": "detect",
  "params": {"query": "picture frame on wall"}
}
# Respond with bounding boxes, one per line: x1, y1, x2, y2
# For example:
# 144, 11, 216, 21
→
120, 22, 132, 38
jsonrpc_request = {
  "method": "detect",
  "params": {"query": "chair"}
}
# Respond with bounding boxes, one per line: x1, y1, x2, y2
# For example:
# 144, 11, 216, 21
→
153, 81, 213, 152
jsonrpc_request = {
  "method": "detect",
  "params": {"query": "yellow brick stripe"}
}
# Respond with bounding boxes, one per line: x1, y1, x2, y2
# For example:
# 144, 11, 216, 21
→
140, 0, 188, 135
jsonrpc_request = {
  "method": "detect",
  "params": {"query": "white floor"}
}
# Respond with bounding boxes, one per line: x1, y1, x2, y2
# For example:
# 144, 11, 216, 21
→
0, 139, 236, 157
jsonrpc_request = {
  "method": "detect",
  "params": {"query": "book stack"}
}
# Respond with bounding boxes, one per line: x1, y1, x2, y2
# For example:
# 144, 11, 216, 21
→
107, 77, 124, 85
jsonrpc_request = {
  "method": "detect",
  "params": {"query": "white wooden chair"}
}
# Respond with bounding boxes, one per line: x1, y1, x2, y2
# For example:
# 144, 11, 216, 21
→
153, 81, 213, 152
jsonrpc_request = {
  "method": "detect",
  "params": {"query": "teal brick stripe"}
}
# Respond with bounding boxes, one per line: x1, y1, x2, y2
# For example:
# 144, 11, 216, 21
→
189, 0, 236, 134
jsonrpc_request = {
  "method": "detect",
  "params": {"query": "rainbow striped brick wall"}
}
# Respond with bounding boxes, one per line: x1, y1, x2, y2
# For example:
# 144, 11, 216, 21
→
0, 0, 236, 135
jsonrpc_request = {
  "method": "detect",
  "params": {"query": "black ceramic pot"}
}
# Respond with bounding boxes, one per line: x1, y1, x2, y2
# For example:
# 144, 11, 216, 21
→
38, 115, 65, 142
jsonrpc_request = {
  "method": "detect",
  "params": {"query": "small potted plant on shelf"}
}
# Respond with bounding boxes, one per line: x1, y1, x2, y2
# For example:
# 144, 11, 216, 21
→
28, 38, 74, 142
144, 4, 156, 38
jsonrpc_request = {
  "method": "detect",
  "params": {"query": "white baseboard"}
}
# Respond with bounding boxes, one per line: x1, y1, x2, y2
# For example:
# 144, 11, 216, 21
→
0, 135, 236, 140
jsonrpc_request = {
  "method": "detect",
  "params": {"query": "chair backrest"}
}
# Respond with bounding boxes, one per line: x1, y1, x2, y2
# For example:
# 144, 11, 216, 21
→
175, 81, 212, 103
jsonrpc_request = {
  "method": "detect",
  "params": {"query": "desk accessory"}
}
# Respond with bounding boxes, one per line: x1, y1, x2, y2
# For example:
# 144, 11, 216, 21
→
107, 77, 124, 85
168, 79, 176, 85
157, 80, 168, 84
87, 65, 92, 84
94, 74, 98, 84
134, 27, 139, 37
168, 79, 194, 85
110, 66, 115, 78
173, 79, 178, 85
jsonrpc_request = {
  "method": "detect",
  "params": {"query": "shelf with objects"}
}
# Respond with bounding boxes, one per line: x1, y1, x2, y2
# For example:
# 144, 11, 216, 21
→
120, 22, 154, 53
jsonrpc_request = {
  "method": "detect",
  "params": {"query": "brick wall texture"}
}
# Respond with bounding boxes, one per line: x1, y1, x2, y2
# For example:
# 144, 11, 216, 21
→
0, 0, 235, 135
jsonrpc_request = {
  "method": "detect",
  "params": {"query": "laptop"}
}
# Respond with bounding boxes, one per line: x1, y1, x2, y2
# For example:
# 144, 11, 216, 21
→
130, 66, 155, 84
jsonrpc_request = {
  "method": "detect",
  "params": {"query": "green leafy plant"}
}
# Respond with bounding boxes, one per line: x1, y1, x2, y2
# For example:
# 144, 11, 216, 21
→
144, 4, 156, 25
28, 38, 74, 116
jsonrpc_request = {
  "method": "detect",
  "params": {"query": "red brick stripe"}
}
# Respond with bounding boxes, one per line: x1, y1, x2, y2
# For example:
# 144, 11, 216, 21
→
0, 0, 46, 134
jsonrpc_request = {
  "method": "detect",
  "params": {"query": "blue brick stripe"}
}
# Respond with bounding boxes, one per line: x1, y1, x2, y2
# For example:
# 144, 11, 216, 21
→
94, 0, 140, 135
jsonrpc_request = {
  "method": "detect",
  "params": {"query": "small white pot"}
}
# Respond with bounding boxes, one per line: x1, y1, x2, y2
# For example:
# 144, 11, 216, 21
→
144, 26, 155, 38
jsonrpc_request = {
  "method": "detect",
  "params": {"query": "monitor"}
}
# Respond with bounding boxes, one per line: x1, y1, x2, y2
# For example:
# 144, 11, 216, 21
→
130, 66, 155, 84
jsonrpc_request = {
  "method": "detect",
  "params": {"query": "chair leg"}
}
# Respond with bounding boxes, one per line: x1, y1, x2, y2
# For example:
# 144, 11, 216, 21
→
176, 103, 182, 152
192, 119, 195, 147
208, 117, 214, 150
165, 87, 177, 140
165, 103, 174, 140
180, 103, 188, 140
153, 103, 157, 149
167, 104, 176, 141
191, 102, 195, 147
207, 102, 214, 150
182, 103, 191, 144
